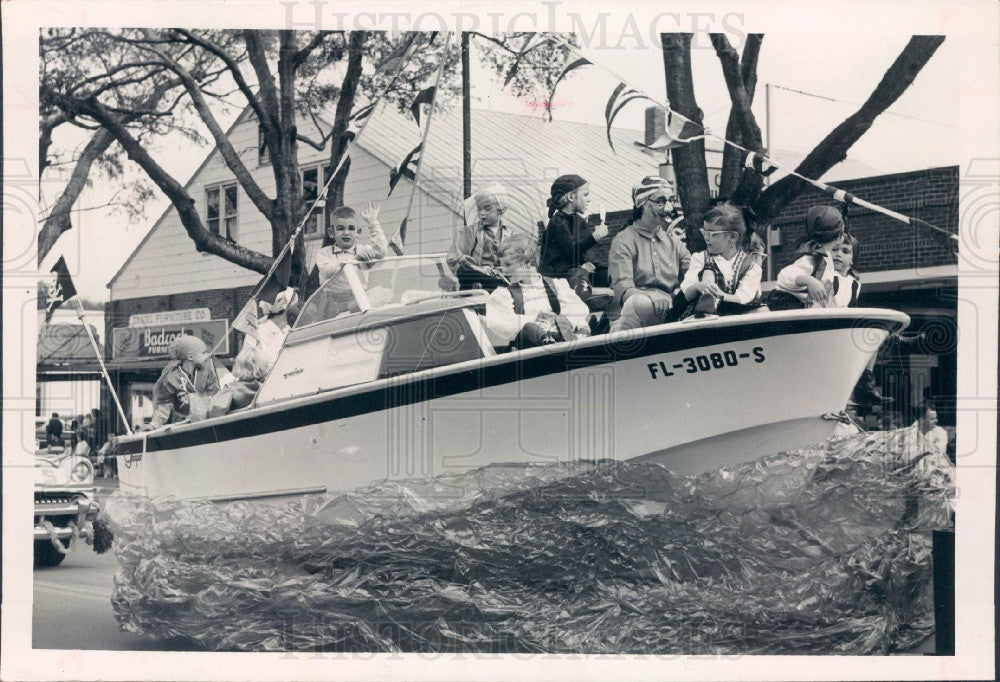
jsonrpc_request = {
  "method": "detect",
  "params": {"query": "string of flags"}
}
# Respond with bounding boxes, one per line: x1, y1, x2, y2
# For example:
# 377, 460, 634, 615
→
532, 33, 957, 242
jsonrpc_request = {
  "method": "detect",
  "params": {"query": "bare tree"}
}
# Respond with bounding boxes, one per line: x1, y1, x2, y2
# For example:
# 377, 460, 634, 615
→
662, 33, 945, 242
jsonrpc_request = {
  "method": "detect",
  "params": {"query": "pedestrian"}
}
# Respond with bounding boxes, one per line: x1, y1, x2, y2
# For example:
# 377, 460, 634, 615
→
44, 412, 63, 448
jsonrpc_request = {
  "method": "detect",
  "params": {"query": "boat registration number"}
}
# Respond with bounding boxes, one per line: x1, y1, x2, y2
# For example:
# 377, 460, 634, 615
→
646, 346, 765, 379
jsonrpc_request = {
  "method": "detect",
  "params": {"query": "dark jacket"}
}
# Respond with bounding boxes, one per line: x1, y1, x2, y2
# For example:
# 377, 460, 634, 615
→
45, 418, 63, 445
539, 211, 598, 279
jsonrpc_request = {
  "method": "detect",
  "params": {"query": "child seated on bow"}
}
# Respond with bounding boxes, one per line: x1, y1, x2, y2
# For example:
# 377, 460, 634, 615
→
766, 205, 845, 310
313, 203, 387, 313
485, 233, 590, 349
679, 202, 763, 318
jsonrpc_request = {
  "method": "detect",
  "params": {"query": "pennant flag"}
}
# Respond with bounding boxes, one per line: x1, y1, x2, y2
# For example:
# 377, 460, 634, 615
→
231, 297, 260, 340
388, 143, 422, 195
605, 82, 654, 151
503, 34, 551, 88
389, 224, 406, 255
409, 86, 436, 127
545, 56, 591, 121
633, 109, 705, 152
744, 151, 779, 177
45, 256, 78, 323
373, 33, 418, 76
341, 102, 376, 143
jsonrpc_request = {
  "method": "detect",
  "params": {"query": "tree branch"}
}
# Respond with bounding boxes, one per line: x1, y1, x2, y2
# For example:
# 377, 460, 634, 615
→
292, 30, 329, 69
175, 29, 269, 125
42, 86, 272, 273
757, 35, 945, 222
328, 31, 365, 207
37, 128, 116, 263
717, 33, 763, 199
661, 33, 712, 248
145, 43, 275, 222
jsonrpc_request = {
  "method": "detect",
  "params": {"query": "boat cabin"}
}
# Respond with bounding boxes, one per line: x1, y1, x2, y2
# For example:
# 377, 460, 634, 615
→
254, 255, 495, 405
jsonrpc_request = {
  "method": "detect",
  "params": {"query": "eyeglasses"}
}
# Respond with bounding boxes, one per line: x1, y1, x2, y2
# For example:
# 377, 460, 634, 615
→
700, 228, 735, 239
647, 196, 677, 207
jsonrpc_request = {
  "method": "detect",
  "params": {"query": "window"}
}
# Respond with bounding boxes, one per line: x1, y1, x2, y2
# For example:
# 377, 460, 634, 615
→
206, 182, 238, 241
301, 163, 334, 238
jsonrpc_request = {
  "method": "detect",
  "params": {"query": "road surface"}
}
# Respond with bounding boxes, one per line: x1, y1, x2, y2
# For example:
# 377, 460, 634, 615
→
32, 478, 197, 651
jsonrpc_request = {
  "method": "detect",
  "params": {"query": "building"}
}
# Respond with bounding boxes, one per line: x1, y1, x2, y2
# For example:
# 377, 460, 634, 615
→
102, 102, 958, 436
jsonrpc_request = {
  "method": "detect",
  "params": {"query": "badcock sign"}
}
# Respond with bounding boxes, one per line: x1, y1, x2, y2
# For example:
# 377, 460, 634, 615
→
112, 320, 229, 360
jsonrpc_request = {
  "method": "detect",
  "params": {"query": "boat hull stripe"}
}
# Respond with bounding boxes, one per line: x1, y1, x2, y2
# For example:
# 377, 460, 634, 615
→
118, 317, 901, 455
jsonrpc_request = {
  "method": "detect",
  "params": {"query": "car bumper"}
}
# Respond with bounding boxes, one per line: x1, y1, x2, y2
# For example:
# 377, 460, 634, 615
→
34, 488, 99, 540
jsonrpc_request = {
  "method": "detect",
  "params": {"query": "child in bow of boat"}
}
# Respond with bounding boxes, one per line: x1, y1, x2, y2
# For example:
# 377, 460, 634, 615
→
830, 232, 861, 308
766, 205, 845, 310
678, 202, 763, 318
485, 233, 591, 348
312, 202, 388, 313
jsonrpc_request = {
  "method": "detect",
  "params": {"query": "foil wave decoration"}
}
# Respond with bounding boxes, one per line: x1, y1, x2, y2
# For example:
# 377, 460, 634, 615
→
102, 429, 954, 654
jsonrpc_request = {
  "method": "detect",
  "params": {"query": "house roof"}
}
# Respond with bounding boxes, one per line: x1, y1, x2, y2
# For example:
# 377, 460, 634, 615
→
355, 105, 657, 229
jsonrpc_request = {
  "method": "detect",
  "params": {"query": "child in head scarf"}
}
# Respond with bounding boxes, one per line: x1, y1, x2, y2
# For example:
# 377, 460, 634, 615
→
538, 174, 609, 289
766, 205, 845, 310
149, 335, 234, 428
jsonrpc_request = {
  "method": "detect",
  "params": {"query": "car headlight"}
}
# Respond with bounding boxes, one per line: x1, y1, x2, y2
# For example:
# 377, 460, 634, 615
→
71, 458, 94, 483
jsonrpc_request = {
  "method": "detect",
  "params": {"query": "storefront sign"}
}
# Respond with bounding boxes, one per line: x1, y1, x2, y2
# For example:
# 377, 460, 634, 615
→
112, 320, 229, 360
129, 308, 211, 327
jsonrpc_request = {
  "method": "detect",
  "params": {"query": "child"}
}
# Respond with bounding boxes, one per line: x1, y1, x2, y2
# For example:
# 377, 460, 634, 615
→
485, 233, 590, 348
448, 185, 529, 292
538, 174, 610, 290
831, 233, 861, 307
679, 202, 763, 318
766, 205, 845, 310
313, 203, 387, 311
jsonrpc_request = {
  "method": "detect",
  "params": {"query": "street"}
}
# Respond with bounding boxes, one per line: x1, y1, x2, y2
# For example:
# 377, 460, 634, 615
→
32, 478, 197, 651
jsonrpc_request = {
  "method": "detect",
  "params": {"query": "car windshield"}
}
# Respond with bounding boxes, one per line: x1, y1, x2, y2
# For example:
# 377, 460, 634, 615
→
294, 254, 459, 328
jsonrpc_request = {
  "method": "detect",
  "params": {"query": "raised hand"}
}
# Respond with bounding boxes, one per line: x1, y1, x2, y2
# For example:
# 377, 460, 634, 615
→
360, 202, 381, 226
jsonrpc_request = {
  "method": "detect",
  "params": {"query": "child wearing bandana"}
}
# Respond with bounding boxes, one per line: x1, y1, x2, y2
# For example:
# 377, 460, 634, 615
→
539, 174, 609, 289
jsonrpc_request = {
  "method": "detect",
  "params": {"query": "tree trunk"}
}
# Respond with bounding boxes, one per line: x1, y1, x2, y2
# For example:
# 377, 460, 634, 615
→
328, 31, 365, 209
755, 35, 945, 222
661, 33, 712, 251
717, 34, 762, 200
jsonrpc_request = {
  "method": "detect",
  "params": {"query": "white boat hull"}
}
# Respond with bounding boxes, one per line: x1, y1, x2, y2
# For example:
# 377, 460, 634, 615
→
116, 309, 907, 501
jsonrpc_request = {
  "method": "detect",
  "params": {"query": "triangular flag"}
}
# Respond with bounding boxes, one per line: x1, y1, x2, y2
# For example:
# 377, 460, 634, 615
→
373, 33, 418, 76
231, 297, 260, 340
388, 143, 422, 195
409, 86, 436, 127
604, 82, 654, 151
45, 256, 78, 323
545, 56, 591, 121
342, 102, 376, 143
633, 109, 705, 152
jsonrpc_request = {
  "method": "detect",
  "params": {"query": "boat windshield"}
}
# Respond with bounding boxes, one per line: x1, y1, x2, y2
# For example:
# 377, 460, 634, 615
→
294, 254, 459, 328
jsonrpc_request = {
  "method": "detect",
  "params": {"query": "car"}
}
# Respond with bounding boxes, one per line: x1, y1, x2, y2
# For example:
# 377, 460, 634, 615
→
34, 445, 101, 567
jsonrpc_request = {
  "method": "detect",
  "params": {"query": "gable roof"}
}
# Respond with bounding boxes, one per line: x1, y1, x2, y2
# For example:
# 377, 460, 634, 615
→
357, 105, 656, 230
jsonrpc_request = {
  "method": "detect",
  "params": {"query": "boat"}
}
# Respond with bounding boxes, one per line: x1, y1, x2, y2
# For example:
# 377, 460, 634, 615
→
113, 254, 909, 503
